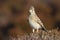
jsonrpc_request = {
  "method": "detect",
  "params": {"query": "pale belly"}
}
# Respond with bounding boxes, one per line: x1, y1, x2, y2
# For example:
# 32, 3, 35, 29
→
29, 20, 41, 29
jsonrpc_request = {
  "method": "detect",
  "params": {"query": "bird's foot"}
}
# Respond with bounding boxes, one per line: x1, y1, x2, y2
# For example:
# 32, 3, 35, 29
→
32, 29, 35, 33
36, 29, 40, 34
32, 29, 40, 34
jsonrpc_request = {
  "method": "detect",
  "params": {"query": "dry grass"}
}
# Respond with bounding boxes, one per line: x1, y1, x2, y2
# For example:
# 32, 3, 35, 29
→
8, 29, 60, 40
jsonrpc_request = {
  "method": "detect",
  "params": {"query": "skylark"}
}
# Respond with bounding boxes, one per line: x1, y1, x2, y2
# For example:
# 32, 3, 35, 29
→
28, 6, 47, 33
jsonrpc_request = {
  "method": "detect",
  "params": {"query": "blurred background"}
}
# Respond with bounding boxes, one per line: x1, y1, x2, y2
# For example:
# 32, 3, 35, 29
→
0, 0, 60, 38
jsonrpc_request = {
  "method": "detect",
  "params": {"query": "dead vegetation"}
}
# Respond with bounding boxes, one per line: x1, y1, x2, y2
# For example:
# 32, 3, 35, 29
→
9, 29, 60, 40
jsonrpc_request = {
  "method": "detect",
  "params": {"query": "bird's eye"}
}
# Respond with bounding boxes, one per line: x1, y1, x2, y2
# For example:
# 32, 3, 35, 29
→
29, 12, 31, 15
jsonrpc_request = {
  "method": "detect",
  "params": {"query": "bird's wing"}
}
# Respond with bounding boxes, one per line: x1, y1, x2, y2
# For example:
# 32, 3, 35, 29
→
35, 16, 48, 32
37, 18, 44, 27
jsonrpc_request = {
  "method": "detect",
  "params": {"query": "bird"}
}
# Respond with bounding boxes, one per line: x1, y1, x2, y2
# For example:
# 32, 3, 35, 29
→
28, 6, 48, 33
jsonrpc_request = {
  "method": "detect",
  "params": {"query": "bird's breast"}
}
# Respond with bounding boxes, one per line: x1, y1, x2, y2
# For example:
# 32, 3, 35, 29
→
29, 19, 41, 29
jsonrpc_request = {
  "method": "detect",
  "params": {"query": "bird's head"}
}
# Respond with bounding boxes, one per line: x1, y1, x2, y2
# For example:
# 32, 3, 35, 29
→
29, 6, 36, 15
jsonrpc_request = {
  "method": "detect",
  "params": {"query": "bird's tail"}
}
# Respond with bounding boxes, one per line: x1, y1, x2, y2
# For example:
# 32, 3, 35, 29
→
41, 25, 48, 33
41, 27, 48, 32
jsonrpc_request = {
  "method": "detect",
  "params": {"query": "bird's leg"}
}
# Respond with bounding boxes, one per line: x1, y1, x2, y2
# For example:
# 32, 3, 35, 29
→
36, 28, 39, 33
32, 29, 35, 33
